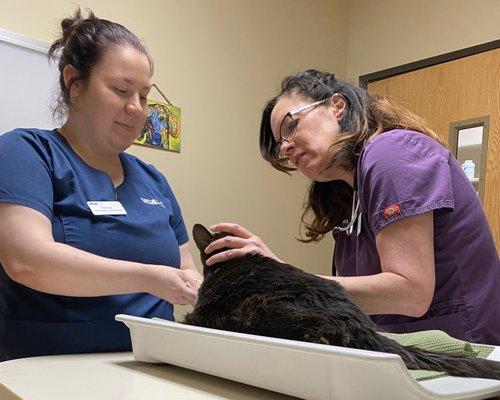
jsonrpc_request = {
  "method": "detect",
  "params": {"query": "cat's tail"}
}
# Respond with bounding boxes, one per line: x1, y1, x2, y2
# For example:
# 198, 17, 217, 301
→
385, 340, 500, 380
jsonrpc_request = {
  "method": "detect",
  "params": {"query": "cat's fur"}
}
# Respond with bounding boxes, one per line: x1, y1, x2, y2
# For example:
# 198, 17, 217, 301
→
183, 224, 500, 380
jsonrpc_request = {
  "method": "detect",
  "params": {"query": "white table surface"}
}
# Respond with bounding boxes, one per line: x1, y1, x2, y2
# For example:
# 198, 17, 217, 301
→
0, 352, 299, 400
2, 348, 499, 400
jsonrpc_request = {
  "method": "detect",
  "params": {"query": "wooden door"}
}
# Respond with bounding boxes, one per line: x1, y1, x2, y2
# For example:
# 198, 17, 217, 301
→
366, 48, 500, 249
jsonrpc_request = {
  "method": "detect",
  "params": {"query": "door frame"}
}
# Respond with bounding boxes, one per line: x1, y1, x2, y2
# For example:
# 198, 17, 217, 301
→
359, 39, 500, 88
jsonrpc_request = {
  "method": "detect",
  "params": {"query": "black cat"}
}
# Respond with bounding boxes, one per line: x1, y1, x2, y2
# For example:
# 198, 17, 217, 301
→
183, 224, 500, 380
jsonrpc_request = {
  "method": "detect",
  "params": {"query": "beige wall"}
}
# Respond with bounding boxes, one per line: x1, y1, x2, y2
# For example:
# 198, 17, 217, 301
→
347, 0, 500, 82
0, 1, 347, 318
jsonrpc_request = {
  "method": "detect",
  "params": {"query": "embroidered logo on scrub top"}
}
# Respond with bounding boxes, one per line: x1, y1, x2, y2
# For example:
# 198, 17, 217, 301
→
141, 197, 165, 208
383, 203, 401, 218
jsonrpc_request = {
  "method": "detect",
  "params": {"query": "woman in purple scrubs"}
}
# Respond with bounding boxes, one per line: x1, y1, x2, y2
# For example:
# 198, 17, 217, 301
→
206, 70, 500, 345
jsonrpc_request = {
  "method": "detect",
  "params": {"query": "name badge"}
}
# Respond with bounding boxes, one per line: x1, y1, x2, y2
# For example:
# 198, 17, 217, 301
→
87, 201, 127, 216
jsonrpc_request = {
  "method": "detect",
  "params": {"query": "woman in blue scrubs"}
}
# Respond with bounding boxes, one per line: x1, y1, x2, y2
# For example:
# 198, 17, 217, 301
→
0, 9, 202, 360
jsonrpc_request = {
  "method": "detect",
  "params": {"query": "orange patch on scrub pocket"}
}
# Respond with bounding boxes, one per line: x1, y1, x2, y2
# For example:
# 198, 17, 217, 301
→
383, 203, 401, 219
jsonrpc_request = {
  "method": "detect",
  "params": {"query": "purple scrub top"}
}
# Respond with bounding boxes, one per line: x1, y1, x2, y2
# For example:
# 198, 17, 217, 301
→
334, 130, 500, 345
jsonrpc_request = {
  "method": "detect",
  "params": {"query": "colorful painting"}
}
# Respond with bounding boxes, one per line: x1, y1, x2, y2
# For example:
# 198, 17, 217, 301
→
135, 100, 181, 152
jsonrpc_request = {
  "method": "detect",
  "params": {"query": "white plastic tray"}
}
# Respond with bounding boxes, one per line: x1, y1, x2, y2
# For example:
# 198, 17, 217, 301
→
116, 314, 500, 400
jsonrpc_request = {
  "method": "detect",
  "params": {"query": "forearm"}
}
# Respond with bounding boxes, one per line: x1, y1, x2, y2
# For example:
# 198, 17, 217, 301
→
6, 241, 165, 297
319, 272, 430, 317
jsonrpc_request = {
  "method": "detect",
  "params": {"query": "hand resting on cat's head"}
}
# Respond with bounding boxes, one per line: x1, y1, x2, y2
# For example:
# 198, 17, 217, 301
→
192, 223, 234, 274
201, 222, 282, 266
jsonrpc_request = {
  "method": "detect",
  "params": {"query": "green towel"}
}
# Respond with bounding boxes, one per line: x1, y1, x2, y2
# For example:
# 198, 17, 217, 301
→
379, 330, 495, 381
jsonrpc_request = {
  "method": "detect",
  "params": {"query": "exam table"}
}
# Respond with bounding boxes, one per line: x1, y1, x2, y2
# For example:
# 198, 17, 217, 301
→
0, 314, 498, 400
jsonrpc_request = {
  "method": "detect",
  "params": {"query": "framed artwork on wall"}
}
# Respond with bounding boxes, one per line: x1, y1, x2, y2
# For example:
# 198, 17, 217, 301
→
134, 84, 181, 152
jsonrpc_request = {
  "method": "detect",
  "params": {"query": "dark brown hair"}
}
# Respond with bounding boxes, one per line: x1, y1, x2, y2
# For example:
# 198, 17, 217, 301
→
259, 70, 444, 242
48, 8, 153, 120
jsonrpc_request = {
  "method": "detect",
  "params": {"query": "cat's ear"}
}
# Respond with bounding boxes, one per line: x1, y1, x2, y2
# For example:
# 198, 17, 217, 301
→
192, 223, 214, 252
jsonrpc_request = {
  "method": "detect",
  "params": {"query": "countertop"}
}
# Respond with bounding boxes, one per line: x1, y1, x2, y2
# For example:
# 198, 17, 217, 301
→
0, 352, 298, 399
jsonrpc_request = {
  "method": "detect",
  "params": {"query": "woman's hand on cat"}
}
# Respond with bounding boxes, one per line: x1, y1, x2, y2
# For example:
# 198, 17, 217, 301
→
153, 267, 200, 305
204, 223, 282, 265
180, 268, 203, 291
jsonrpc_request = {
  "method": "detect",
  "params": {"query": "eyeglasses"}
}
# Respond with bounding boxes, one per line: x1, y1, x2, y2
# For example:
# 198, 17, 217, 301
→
277, 98, 330, 146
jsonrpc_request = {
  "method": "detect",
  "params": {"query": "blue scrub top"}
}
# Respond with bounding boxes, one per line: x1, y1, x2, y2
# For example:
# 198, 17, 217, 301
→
0, 128, 189, 360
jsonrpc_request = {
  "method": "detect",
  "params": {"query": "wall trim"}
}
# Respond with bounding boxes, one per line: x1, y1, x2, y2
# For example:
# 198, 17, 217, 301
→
359, 39, 500, 88
0, 27, 50, 54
